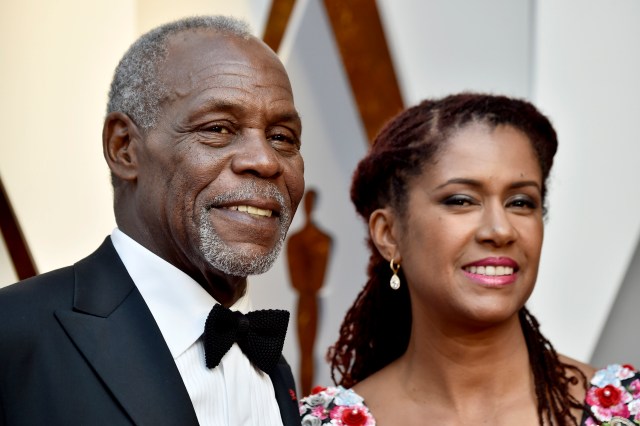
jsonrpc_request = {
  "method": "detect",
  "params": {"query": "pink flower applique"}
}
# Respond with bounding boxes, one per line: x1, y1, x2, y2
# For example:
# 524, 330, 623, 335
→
584, 417, 597, 426
619, 365, 637, 381
628, 379, 640, 399
585, 364, 640, 425
330, 405, 374, 426
299, 386, 375, 425
586, 383, 632, 421
311, 405, 329, 420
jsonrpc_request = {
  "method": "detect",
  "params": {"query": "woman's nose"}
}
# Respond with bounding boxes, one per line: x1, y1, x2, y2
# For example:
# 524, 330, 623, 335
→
475, 202, 518, 247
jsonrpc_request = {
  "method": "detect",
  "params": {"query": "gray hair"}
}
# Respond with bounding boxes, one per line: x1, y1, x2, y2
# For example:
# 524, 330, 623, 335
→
107, 16, 252, 130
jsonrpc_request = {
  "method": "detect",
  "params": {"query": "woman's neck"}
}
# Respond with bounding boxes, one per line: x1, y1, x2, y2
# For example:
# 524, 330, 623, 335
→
400, 313, 531, 399
357, 313, 540, 425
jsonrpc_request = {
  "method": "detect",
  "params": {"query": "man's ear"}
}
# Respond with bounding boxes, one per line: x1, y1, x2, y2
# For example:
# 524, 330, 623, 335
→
369, 207, 402, 264
103, 112, 142, 182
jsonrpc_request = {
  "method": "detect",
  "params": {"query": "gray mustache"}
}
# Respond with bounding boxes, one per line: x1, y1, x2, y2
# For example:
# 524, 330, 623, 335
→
205, 181, 289, 222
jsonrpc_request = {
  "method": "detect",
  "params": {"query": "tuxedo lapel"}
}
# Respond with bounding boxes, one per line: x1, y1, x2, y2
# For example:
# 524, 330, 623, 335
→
55, 239, 199, 426
269, 356, 302, 426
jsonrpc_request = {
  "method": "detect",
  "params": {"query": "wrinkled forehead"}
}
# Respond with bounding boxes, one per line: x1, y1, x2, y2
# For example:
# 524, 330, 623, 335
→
160, 29, 292, 96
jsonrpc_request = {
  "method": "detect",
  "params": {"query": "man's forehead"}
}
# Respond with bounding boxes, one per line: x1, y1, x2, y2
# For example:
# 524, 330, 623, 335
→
160, 29, 287, 89
164, 60, 294, 105
154, 29, 297, 124
164, 29, 273, 69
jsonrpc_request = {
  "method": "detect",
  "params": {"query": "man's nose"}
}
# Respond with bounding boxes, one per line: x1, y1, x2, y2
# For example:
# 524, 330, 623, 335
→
230, 129, 283, 178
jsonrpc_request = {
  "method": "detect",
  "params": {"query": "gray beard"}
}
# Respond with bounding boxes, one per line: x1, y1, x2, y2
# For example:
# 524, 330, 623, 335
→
198, 181, 291, 277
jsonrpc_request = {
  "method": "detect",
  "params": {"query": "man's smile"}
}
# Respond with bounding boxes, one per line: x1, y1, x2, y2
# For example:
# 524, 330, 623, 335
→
223, 205, 273, 218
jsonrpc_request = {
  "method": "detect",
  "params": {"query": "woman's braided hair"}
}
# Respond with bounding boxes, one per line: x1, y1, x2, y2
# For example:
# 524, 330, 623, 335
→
327, 93, 586, 425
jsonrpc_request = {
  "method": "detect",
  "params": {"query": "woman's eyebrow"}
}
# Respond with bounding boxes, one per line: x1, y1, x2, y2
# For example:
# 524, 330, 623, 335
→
435, 178, 482, 190
435, 178, 541, 192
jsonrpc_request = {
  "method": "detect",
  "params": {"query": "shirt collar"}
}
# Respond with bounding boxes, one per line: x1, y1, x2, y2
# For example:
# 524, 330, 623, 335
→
110, 228, 252, 358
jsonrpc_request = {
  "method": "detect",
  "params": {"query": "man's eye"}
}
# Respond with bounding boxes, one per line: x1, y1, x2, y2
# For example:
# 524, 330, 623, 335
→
270, 133, 301, 149
271, 134, 291, 143
207, 125, 230, 134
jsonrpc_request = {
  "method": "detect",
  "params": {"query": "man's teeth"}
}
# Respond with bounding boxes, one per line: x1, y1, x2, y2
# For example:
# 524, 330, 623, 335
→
465, 265, 514, 276
226, 205, 273, 217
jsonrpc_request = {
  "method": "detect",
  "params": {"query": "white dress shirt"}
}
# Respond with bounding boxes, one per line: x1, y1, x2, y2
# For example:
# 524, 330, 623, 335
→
111, 229, 284, 426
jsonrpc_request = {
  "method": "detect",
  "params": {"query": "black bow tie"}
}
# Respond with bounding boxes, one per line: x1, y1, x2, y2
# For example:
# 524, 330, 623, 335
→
203, 304, 289, 373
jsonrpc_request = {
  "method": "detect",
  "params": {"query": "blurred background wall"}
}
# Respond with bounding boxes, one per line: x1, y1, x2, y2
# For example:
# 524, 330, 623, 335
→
1, 0, 638, 391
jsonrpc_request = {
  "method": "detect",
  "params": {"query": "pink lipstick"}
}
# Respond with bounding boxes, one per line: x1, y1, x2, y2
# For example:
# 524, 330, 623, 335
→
462, 257, 518, 287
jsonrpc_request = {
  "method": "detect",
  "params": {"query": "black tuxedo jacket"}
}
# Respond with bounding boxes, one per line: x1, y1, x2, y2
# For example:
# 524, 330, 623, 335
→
0, 238, 301, 426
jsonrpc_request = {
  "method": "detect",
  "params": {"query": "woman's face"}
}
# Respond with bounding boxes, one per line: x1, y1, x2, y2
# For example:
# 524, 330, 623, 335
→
392, 123, 544, 328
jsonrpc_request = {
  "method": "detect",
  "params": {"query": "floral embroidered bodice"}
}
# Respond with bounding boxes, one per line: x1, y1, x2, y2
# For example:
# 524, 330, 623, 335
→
583, 364, 640, 425
299, 364, 640, 426
299, 385, 374, 426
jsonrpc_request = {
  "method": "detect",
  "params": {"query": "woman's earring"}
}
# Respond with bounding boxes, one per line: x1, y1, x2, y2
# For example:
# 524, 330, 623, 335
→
389, 259, 401, 290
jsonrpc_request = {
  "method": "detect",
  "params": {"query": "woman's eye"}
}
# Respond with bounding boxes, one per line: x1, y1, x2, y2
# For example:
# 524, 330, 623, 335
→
508, 197, 537, 209
442, 195, 475, 206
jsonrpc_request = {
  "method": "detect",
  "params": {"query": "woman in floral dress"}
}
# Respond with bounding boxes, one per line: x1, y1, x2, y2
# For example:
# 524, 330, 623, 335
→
299, 93, 639, 425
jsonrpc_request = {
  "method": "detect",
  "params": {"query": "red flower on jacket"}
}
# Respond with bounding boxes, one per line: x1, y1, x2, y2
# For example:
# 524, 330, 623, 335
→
300, 386, 374, 425
340, 407, 369, 426
586, 375, 634, 422
311, 386, 327, 395
596, 385, 623, 407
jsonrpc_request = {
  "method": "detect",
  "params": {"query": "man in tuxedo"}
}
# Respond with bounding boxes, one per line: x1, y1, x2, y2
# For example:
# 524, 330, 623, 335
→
0, 16, 303, 426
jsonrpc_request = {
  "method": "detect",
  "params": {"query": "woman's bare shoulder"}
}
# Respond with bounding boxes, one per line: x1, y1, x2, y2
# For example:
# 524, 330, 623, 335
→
352, 366, 394, 399
559, 353, 598, 380
351, 362, 407, 409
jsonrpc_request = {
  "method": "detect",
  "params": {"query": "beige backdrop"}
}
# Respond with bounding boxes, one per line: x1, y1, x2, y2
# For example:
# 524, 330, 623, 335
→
1, 0, 639, 390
